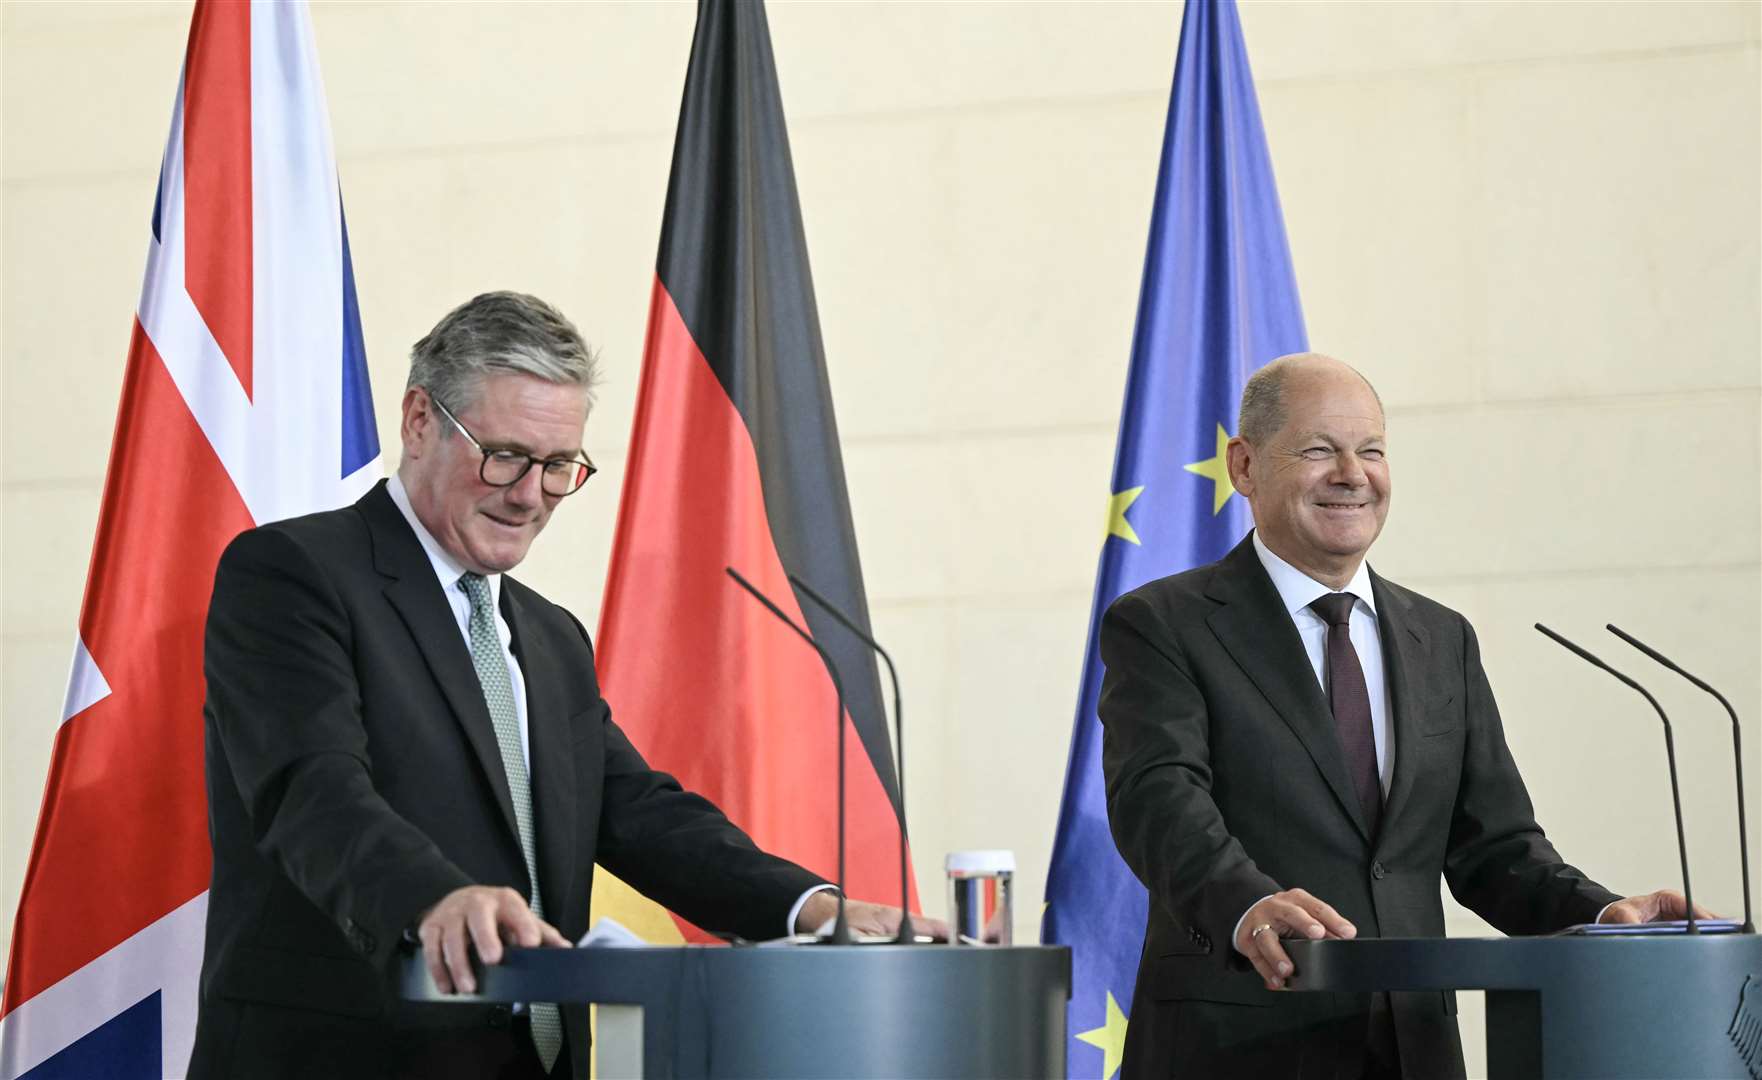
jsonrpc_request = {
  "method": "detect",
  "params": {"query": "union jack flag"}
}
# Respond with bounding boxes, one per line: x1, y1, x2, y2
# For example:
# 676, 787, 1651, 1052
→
0, 3, 378, 1075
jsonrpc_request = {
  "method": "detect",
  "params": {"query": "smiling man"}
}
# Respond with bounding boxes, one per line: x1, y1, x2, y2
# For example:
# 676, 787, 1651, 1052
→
1100, 353, 1698, 1079
191, 292, 908, 1080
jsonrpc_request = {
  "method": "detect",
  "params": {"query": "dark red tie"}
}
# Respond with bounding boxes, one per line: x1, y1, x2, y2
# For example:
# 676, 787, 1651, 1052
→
1309, 593, 1382, 836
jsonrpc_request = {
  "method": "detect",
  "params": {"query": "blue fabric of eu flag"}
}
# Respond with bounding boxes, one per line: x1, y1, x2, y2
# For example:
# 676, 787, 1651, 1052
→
1041, 2, 1307, 1076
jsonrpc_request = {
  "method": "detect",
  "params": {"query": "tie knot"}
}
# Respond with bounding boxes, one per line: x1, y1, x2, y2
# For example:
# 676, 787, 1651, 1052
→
459, 572, 492, 611
1309, 592, 1357, 627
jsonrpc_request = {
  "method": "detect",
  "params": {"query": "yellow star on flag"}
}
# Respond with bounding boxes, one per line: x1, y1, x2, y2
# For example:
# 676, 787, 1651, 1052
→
1183, 423, 1236, 515
1106, 486, 1145, 546
1075, 990, 1129, 1080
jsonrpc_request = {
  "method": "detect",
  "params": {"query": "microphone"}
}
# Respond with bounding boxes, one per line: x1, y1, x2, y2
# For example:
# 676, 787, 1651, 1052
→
1606, 624, 1754, 934
787, 573, 913, 944
725, 566, 851, 945
1534, 623, 1697, 933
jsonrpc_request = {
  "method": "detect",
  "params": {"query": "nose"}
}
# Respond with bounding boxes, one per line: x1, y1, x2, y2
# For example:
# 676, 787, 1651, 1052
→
505, 463, 546, 507
1331, 451, 1368, 488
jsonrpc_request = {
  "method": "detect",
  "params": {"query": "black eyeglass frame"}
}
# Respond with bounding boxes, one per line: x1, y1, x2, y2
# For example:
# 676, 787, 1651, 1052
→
427, 391, 597, 497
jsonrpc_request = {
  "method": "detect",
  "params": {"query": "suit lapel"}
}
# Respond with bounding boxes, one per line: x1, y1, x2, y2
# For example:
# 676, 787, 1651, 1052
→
500, 580, 577, 913
362, 483, 522, 851
1205, 537, 1374, 842
1372, 570, 1428, 837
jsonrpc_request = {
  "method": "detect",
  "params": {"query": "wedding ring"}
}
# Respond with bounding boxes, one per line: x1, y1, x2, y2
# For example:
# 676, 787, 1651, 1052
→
1249, 922, 1274, 940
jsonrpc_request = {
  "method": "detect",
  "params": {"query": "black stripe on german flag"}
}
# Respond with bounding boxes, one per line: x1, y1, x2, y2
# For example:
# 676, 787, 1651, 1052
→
597, 0, 914, 938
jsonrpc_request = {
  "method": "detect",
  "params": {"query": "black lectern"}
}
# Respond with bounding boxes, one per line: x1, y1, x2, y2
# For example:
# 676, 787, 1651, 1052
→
1285, 934, 1762, 1079
400, 944, 1070, 1079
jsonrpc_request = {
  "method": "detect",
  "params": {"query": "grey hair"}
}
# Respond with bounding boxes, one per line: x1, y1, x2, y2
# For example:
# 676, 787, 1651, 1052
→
407, 291, 600, 412
1237, 353, 1383, 444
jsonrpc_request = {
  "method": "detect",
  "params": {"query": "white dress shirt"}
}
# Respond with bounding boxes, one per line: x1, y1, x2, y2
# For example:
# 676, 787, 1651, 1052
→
1232, 531, 1394, 952
387, 474, 830, 937
1251, 531, 1393, 794
387, 475, 530, 769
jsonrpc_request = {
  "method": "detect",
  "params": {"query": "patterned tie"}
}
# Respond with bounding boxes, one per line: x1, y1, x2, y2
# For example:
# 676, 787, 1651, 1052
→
459, 572, 562, 1071
1309, 592, 1383, 838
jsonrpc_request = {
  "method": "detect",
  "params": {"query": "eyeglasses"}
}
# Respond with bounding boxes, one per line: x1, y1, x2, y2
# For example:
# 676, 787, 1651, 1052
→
428, 393, 596, 497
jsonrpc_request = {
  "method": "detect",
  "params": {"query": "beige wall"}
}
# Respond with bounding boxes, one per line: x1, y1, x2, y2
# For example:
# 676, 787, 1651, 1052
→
3, 1, 1757, 1075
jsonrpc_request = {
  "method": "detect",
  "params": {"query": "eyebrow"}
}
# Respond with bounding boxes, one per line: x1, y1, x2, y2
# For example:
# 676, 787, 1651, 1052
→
481, 434, 585, 459
1289, 432, 1385, 447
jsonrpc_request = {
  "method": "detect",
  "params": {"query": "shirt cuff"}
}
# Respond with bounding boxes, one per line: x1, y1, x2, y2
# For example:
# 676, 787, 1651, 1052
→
788, 883, 839, 936
1232, 894, 1278, 955
1593, 900, 1617, 925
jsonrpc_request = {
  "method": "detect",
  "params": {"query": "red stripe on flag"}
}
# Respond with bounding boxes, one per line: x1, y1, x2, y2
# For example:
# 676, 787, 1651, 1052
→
181, 0, 253, 398
2, 321, 254, 1015
597, 280, 914, 943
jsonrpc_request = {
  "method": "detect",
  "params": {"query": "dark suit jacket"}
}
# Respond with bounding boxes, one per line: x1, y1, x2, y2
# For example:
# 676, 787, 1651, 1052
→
189, 481, 823, 1080
1102, 535, 1617, 1080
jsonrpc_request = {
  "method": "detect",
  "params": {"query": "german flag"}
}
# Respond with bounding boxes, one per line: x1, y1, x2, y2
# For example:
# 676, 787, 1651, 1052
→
592, 0, 915, 944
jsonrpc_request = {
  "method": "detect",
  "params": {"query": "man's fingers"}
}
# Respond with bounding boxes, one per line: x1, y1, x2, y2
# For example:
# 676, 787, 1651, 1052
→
498, 896, 545, 949
1660, 889, 1720, 922
1245, 951, 1277, 986
1252, 923, 1293, 989
420, 924, 453, 994
1237, 920, 1276, 984
537, 919, 570, 948
417, 885, 548, 993
1292, 894, 1356, 940
842, 901, 891, 937
1267, 898, 1325, 942
1593, 890, 1723, 926
466, 899, 503, 968
837, 901, 956, 942
1232, 888, 1359, 990
442, 918, 475, 994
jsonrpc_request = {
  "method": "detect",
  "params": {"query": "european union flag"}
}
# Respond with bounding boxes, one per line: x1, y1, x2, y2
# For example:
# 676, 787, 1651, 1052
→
1041, 2, 1306, 1076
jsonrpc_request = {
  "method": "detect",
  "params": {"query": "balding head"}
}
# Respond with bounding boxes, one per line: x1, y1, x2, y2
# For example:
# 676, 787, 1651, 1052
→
1238, 353, 1384, 447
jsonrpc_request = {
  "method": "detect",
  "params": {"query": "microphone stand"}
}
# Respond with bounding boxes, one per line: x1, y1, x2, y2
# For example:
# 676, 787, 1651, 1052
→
1536, 623, 1697, 933
726, 567, 851, 944
787, 573, 914, 944
1607, 624, 1754, 934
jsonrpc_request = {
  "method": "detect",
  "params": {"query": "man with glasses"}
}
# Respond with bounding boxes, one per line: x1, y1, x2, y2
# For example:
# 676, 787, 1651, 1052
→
191, 293, 910, 1080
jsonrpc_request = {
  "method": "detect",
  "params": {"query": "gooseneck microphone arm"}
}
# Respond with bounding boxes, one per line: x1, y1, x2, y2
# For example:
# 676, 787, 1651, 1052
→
787, 573, 913, 944
1606, 624, 1753, 934
1535, 623, 1697, 933
725, 567, 851, 945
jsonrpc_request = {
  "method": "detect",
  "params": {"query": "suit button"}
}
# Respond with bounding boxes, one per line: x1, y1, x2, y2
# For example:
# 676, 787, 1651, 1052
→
1196, 933, 1211, 952
1371, 861, 1387, 880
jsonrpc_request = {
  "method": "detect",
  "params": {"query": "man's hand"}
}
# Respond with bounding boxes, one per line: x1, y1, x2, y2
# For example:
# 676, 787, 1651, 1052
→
417, 885, 570, 994
1597, 889, 1717, 925
1233, 888, 1357, 991
795, 891, 952, 942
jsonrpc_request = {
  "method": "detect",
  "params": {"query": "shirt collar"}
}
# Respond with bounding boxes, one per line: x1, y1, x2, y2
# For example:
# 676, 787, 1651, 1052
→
1251, 529, 1377, 618
386, 473, 502, 607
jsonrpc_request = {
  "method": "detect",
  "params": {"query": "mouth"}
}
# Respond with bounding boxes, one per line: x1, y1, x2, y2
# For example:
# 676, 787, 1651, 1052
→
480, 511, 533, 531
1315, 502, 1370, 512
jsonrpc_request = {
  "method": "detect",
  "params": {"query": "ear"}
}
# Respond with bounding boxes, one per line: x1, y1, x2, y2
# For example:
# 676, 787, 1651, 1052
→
400, 386, 432, 460
1226, 436, 1255, 497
